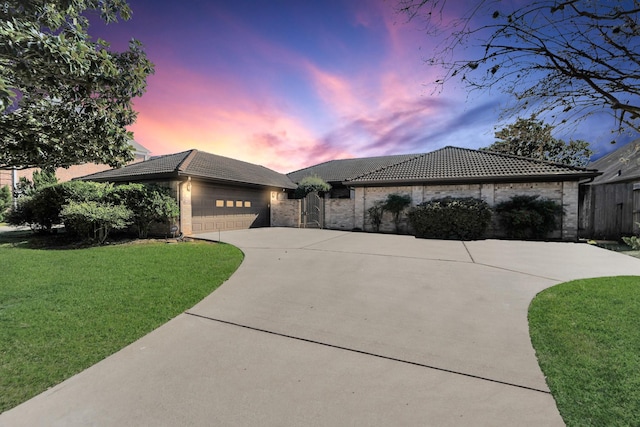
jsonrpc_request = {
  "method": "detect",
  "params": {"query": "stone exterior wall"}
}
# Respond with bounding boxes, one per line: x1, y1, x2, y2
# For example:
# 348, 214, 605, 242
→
270, 191, 300, 227
272, 180, 582, 240
325, 198, 355, 230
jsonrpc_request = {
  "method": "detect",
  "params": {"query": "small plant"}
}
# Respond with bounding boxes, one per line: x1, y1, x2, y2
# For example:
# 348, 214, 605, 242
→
495, 195, 563, 239
294, 175, 331, 198
61, 201, 132, 243
622, 224, 640, 250
383, 193, 412, 233
367, 201, 384, 232
408, 197, 492, 240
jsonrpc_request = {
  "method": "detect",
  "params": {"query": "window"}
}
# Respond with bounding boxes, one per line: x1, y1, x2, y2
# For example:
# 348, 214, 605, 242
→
216, 200, 224, 207
226, 200, 234, 207
236, 200, 243, 207
244, 201, 251, 208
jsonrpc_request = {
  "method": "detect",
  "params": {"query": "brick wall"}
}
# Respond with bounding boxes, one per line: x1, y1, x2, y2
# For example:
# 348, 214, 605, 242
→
273, 180, 581, 240
270, 192, 300, 227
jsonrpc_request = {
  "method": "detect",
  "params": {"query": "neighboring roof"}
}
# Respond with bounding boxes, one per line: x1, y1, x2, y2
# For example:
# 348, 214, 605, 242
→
80, 150, 296, 189
287, 154, 421, 183
129, 140, 151, 156
344, 146, 600, 185
587, 140, 640, 185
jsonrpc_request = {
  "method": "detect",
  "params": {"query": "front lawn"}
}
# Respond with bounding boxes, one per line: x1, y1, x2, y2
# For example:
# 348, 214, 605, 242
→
0, 232, 243, 413
529, 276, 640, 426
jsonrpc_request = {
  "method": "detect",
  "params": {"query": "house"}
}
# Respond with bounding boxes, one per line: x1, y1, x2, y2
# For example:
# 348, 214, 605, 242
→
579, 140, 640, 239
81, 145, 599, 241
80, 149, 296, 235
281, 146, 600, 240
0, 140, 151, 188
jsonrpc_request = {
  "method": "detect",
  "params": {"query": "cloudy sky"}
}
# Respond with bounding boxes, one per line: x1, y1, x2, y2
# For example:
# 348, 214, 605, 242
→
90, 0, 628, 172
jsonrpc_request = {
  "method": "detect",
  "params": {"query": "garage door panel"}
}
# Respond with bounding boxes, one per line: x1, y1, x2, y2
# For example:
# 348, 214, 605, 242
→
191, 184, 270, 233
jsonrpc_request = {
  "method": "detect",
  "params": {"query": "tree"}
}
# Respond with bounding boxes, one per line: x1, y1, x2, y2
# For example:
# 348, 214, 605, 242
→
483, 116, 592, 167
0, 0, 154, 170
398, 0, 640, 136
294, 175, 331, 198
383, 193, 412, 233
0, 185, 11, 221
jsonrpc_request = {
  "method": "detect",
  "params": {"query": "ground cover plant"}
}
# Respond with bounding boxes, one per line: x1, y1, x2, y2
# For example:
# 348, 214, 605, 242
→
0, 230, 243, 413
408, 197, 492, 240
529, 276, 640, 426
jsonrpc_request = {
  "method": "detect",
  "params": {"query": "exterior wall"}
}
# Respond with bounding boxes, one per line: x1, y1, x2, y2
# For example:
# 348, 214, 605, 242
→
325, 198, 355, 230
271, 180, 581, 240
270, 191, 300, 227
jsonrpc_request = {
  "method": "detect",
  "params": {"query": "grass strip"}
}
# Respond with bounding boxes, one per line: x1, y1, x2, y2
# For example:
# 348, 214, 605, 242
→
0, 239, 243, 413
529, 276, 640, 426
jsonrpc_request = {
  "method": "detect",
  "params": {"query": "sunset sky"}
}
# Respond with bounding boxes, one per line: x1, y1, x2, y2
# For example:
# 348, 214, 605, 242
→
90, 0, 632, 173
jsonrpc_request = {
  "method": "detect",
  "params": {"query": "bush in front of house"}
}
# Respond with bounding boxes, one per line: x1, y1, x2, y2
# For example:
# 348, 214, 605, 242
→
494, 195, 563, 239
7, 181, 179, 242
109, 184, 179, 238
367, 201, 384, 232
622, 224, 640, 250
7, 181, 107, 232
61, 201, 133, 243
408, 197, 492, 240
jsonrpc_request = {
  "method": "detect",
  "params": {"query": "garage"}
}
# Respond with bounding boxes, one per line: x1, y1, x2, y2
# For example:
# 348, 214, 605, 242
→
191, 183, 270, 233
80, 149, 297, 236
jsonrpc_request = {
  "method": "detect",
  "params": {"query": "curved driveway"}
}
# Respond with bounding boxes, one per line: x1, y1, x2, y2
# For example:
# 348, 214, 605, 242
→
3, 228, 640, 426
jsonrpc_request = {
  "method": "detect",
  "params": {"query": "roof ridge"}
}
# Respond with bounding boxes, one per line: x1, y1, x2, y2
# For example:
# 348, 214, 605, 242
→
345, 152, 425, 181
176, 149, 198, 172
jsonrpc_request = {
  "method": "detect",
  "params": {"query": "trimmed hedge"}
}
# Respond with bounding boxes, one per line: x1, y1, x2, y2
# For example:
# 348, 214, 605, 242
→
408, 197, 492, 240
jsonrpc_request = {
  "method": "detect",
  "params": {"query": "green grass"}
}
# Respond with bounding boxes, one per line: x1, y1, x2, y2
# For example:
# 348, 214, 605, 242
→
529, 276, 640, 426
0, 233, 243, 413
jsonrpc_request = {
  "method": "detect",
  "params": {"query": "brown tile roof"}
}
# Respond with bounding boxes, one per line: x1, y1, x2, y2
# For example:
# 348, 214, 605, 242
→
80, 150, 296, 189
287, 154, 421, 183
345, 146, 599, 185
587, 140, 640, 185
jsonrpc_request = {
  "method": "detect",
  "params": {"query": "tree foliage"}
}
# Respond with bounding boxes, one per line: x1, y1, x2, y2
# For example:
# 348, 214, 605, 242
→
398, 0, 640, 135
383, 193, 412, 233
294, 175, 331, 198
483, 116, 592, 166
495, 195, 564, 239
0, 0, 154, 170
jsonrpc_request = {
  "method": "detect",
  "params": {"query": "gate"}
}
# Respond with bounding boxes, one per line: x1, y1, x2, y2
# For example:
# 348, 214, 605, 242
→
301, 192, 324, 228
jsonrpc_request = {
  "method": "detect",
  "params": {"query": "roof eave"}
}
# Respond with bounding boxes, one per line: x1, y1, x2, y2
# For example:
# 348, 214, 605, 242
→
344, 172, 601, 187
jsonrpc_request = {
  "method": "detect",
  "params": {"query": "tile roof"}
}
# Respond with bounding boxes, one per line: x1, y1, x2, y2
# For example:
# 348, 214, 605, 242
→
287, 154, 420, 183
587, 140, 640, 185
345, 146, 599, 184
80, 150, 296, 189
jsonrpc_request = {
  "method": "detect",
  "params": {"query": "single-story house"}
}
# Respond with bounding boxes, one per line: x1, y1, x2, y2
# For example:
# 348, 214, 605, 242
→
82, 145, 600, 240
579, 140, 640, 239
81, 149, 296, 235
282, 146, 600, 240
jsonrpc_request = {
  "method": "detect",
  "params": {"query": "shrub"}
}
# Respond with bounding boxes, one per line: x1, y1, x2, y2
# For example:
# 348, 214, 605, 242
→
6, 181, 110, 232
367, 201, 384, 232
495, 195, 563, 239
0, 185, 11, 222
61, 201, 132, 243
294, 175, 331, 198
408, 197, 492, 240
622, 224, 640, 249
109, 184, 179, 237
383, 193, 412, 233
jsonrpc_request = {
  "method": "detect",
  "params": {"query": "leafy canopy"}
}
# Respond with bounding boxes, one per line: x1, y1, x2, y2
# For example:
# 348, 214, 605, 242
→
399, 0, 640, 136
0, 0, 154, 170
483, 116, 592, 167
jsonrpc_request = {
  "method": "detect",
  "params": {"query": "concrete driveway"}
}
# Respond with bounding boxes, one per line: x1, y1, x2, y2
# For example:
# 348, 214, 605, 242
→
3, 228, 640, 426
